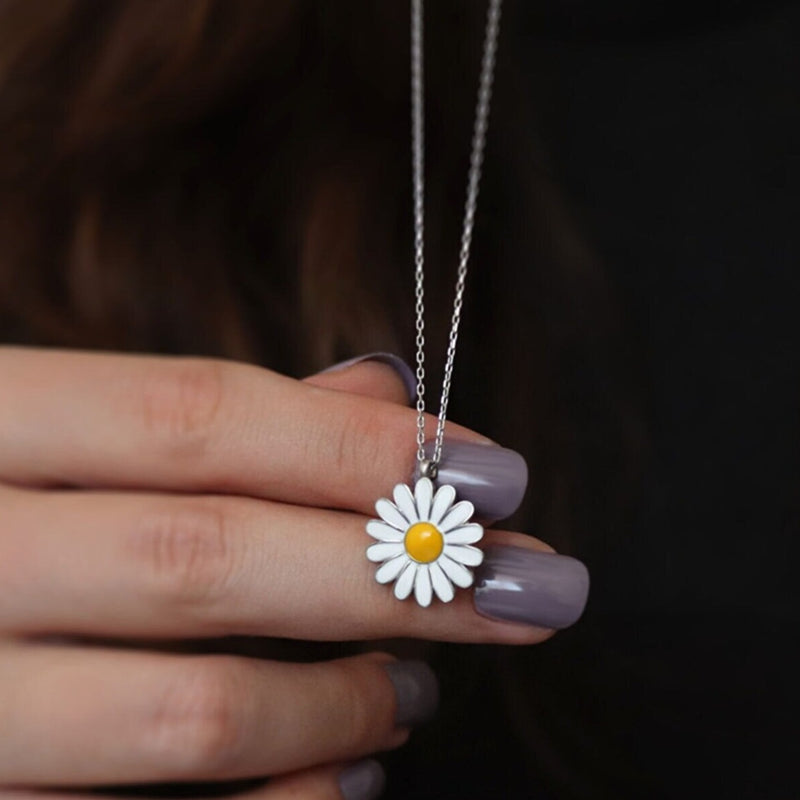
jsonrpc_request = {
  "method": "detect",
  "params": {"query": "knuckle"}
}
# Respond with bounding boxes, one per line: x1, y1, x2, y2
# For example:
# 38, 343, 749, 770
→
326, 406, 384, 490
0, 486, 25, 589
140, 359, 225, 458
131, 500, 236, 612
325, 660, 375, 754
149, 659, 243, 775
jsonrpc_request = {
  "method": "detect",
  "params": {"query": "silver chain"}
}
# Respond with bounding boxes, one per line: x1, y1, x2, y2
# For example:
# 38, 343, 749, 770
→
412, 0, 502, 473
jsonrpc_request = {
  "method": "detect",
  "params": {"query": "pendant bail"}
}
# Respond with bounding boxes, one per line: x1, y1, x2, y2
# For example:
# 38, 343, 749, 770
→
418, 458, 438, 481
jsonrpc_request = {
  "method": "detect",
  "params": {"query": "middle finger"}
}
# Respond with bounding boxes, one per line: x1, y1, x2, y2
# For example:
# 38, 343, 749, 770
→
0, 485, 553, 644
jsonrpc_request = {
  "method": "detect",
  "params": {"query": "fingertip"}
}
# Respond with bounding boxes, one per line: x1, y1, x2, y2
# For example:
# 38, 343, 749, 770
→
473, 544, 590, 630
338, 758, 387, 800
382, 659, 439, 728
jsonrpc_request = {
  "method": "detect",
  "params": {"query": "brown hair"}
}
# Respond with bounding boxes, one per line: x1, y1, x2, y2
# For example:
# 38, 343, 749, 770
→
0, 1, 417, 370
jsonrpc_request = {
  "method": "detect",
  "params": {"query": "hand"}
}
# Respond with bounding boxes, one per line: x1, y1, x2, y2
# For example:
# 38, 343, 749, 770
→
0, 347, 587, 797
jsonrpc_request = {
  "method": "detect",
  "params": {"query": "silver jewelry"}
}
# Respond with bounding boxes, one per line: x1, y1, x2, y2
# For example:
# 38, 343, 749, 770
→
366, 0, 502, 607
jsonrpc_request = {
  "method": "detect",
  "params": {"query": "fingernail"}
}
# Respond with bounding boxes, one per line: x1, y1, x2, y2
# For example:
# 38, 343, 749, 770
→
384, 660, 439, 727
338, 758, 386, 800
474, 545, 590, 629
417, 440, 528, 521
321, 353, 416, 405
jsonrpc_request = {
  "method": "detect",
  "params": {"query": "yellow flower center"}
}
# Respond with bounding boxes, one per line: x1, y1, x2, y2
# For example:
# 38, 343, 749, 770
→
404, 521, 444, 563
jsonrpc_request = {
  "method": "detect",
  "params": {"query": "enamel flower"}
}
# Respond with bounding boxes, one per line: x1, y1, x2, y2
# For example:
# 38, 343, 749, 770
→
366, 477, 484, 607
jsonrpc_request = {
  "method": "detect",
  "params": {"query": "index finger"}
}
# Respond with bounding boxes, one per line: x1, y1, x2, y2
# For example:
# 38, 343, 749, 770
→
0, 347, 491, 515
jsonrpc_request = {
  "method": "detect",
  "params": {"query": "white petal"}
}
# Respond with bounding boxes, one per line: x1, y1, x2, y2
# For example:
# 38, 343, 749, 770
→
429, 562, 455, 603
444, 543, 484, 567
439, 500, 475, 533
414, 564, 432, 607
393, 483, 418, 523
444, 523, 483, 545
414, 477, 433, 520
375, 554, 410, 584
429, 484, 456, 525
366, 520, 405, 542
375, 498, 409, 530
394, 562, 417, 600
367, 542, 404, 563
438, 554, 474, 588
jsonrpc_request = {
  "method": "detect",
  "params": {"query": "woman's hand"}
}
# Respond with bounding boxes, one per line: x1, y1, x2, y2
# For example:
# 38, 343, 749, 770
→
0, 347, 587, 797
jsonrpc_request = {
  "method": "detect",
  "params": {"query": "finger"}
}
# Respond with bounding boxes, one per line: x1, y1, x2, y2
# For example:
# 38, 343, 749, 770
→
0, 761, 385, 800
0, 644, 416, 785
0, 347, 489, 516
304, 353, 416, 406
0, 485, 559, 644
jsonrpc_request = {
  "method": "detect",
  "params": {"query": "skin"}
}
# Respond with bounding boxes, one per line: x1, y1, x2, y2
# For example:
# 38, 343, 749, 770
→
0, 347, 554, 796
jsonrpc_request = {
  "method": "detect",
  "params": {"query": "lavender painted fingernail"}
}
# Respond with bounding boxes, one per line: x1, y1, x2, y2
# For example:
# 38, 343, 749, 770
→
338, 759, 386, 800
474, 545, 590, 629
321, 352, 416, 405
417, 440, 528, 521
384, 660, 439, 727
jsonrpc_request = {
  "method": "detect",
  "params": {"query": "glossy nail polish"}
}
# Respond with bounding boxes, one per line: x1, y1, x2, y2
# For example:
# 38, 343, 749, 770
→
474, 545, 590, 629
419, 440, 528, 522
338, 759, 386, 800
383, 660, 439, 727
321, 352, 417, 405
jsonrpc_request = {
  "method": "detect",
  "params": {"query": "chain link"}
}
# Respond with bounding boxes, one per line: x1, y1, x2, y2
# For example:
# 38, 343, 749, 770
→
412, 0, 502, 468
412, 0, 427, 464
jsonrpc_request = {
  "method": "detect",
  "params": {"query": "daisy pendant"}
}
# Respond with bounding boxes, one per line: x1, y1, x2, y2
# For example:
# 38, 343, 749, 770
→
366, 477, 484, 607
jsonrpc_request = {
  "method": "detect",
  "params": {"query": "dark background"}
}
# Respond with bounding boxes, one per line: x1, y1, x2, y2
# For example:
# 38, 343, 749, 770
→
385, 2, 800, 797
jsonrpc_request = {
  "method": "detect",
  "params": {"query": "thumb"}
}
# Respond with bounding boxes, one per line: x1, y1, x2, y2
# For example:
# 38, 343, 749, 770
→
303, 353, 416, 406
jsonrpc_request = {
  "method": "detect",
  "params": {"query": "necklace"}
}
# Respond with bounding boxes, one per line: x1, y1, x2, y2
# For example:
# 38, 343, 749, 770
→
366, 0, 502, 607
